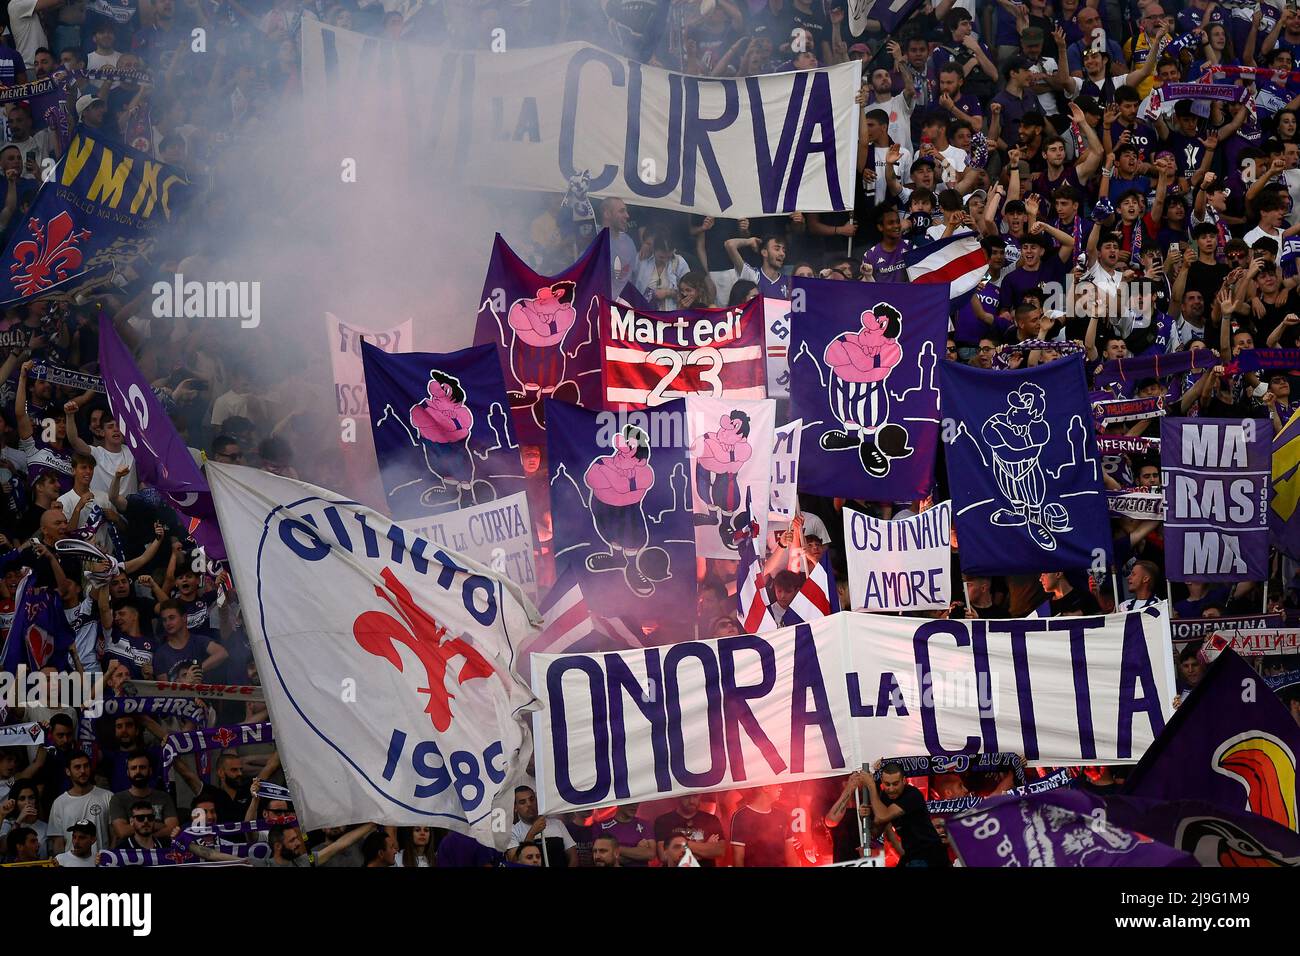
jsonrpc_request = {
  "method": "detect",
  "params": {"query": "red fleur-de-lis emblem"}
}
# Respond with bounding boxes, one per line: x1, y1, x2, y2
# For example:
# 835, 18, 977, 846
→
353, 568, 495, 733
211, 727, 237, 747
10, 210, 91, 296
25, 625, 52, 669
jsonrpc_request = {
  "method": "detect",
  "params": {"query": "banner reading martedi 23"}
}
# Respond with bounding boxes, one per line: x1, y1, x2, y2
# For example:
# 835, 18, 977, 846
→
531, 607, 1176, 813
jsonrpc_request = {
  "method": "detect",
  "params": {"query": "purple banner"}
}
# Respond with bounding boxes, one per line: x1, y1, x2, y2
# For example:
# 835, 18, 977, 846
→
98, 316, 225, 560
1161, 417, 1272, 582
473, 230, 611, 446
949, 791, 1198, 867
789, 277, 948, 500
1094, 349, 1221, 392
1125, 650, 1300, 834
1236, 348, 1300, 374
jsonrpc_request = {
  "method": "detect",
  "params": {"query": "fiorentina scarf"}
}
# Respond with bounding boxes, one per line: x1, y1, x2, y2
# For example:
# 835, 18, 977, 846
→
878, 752, 1028, 786
161, 722, 273, 783
926, 768, 1077, 814
98, 842, 272, 866
991, 340, 1083, 369
1095, 434, 1160, 455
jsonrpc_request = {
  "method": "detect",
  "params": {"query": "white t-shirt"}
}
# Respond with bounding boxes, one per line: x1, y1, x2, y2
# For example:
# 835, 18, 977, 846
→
65, 594, 101, 675
87, 50, 121, 72
89, 444, 137, 496
7, 129, 56, 179
57, 488, 113, 530
508, 817, 576, 852
872, 93, 914, 156
392, 850, 430, 867
7, 0, 47, 65
1028, 56, 1063, 114
1244, 224, 1284, 250
48, 786, 114, 852
56, 849, 97, 867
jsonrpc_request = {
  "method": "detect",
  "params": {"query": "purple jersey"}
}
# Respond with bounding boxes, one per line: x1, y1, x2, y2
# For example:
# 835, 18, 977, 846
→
862, 241, 911, 283
597, 816, 652, 866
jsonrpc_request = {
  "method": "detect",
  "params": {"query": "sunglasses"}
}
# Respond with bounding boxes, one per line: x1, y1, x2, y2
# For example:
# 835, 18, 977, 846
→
132, 814, 155, 822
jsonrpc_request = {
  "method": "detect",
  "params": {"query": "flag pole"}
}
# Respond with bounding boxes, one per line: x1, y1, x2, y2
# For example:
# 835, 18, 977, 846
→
1110, 566, 1120, 609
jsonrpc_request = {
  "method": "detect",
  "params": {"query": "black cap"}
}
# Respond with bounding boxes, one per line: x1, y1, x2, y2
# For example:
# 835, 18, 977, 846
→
67, 819, 97, 835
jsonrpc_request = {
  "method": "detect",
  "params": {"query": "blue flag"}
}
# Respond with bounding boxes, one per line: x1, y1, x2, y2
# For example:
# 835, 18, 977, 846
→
544, 398, 696, 626
1125, 649, 1300, 833
362, 341, 525, 521
788, 277, 947, 500
0, 573, 76, 673
0, 127, 190, 306
940, 355, 1112, 575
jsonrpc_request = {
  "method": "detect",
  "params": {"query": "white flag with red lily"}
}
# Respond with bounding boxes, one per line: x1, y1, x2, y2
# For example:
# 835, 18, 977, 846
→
208, 463, 541, 849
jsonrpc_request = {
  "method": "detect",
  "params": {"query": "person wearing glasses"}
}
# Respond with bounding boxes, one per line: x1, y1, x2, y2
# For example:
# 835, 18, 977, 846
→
114, 800, 176, 851
208, 434, 244, 465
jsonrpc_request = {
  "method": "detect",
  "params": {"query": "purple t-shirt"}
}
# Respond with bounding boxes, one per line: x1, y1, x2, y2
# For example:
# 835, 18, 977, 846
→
863, 240, 911, 283
597, 816, 652, 867
954, 280, 1010, 345
1002, 256, 1066, 307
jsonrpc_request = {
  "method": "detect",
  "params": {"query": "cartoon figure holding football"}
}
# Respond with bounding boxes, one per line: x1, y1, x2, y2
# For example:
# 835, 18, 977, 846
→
820, 302, 914, 477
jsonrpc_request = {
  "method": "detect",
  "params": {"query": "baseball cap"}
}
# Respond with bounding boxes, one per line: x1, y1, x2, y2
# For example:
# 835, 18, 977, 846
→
849, 42, 871, 56
1022, 27, 1045, 45
798, 510, 832, 545
67, 819, 96, 835
965, 188, 989, 205
76, 94, 103, 117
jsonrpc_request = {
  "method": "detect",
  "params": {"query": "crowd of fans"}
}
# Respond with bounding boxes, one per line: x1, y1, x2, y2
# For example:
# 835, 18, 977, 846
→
3, 0, 1300, 869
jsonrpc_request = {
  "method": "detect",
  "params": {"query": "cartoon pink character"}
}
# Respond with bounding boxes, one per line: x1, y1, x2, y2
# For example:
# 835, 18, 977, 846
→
582, 425, 670, 595
506, 280, 581, 426
694, 410, 753, 549
820, 303, 913, 478
408, 369, 477, 503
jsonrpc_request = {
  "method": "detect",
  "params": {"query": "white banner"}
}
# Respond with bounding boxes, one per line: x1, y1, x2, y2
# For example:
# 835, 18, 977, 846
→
301, 21, 863, 218
327, 313, 413, 423
763, 297, 792, 398
769, 418, 802, 523
532, 606, 1176, 812
687, 397, 774, 559
397, 491, 538, 598
208, 463, 541, 847
844, 503, 952, 612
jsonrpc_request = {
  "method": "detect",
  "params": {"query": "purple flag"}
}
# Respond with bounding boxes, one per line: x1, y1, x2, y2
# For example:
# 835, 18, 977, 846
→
1271, 406, 1300, 560
473, 230, 611, 446
939, 355, 1112, 575
544, 397, 696, 626
98, 316, 225, 560
1124, 650, 1300, 833
788, 277, 947, 500
949, 791, 1198, 867
361, 341, 524, 520
1097, 795, 1300, 867
1161, 418, 1272, 582
0, 572, 75, 672
857, 0, 926, 33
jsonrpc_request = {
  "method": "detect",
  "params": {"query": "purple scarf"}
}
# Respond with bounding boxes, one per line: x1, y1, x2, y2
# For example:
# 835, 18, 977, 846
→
161, 722, 273, 783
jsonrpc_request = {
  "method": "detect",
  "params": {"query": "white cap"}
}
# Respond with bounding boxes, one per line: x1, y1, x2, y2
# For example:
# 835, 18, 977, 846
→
798, 511, 832, 545
76, 94, 103, 117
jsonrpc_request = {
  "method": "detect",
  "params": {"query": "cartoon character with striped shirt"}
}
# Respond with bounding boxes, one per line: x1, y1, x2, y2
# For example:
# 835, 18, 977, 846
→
583, 424, 670, 596
981, 382, 1070, 550
820, 303, 914, 477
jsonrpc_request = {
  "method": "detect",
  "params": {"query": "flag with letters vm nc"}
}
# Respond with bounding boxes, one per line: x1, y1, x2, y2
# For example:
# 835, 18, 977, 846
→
206, 462, 540, 849
0, 126, 191, 307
